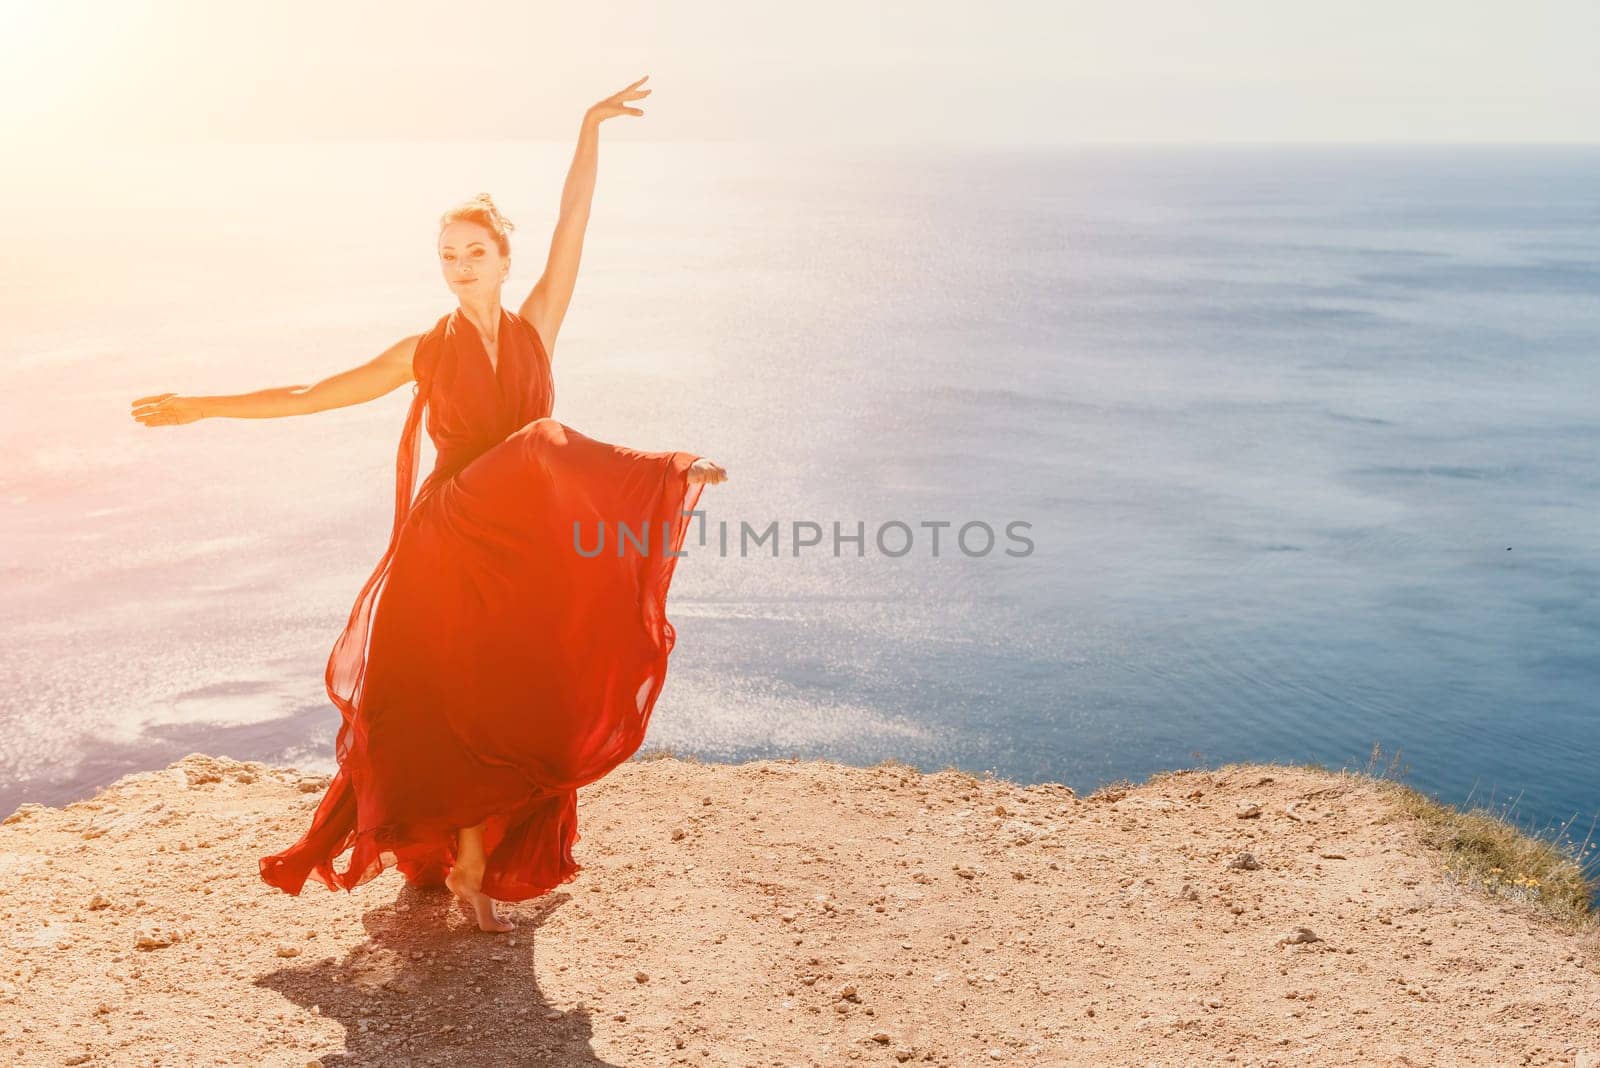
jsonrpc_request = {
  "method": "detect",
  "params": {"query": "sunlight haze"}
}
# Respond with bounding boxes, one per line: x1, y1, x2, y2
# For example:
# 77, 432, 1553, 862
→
3, 0, 1596, 147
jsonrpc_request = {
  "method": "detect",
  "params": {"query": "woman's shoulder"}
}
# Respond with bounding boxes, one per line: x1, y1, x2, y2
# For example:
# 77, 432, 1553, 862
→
411, 309, 459, 382
503, 307, 534, 336
428, 307, 461, 338
504, 309, 550, 360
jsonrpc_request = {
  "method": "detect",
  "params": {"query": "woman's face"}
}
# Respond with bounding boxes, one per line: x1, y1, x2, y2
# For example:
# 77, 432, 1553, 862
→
437, 220, 509, 297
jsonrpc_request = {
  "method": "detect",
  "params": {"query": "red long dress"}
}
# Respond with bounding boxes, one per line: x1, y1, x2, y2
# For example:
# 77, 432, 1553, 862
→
259, 306, 705, 902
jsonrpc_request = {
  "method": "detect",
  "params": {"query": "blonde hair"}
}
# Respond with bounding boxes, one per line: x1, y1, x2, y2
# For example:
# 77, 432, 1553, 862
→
439, 192, 515, 257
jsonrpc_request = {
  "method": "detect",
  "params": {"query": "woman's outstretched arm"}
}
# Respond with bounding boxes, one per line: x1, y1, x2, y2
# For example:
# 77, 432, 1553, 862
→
517, 75, 652, 358
130, 334, 420, 426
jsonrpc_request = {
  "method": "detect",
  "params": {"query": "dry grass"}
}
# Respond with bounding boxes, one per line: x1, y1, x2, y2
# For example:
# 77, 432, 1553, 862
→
1196, 744, 1599, 931
973, 742, 1598, 931
1344, 743, 1600, 932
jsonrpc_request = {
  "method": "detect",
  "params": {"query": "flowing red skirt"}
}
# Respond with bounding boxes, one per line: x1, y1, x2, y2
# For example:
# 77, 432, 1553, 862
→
260, 413, 704, 902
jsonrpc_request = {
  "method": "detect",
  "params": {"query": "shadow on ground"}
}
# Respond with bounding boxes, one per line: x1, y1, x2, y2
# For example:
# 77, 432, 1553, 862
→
257, 882, 618, 1066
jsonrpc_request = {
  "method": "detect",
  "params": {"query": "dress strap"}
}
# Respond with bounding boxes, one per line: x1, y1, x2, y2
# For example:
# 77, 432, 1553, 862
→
323, 314, 447, 731
391, 318, 448, 537
390, 381, 429, 541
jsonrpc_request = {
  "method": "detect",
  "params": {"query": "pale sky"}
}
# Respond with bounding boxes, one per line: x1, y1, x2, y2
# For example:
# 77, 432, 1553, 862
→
4, 0, 1597, 145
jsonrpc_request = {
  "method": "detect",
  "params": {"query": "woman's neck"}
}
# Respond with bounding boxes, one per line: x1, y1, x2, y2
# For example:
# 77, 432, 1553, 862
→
458, 296, 503, 344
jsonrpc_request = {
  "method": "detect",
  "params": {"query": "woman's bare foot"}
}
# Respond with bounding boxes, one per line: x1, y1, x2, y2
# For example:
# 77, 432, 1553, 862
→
444, 864, 515, 933
687, 458, 728, 485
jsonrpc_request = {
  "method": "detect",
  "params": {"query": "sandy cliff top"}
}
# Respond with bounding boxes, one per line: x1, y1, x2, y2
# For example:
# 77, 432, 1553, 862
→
3, 753, 1598, 1067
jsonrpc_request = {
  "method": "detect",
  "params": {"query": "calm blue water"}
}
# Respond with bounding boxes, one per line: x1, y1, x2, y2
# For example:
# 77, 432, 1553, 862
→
2, 144, 1596, 883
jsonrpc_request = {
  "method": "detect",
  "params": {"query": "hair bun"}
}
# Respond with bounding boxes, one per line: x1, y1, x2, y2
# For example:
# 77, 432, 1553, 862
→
470, 193, 513, 230
439, 193, 517, 255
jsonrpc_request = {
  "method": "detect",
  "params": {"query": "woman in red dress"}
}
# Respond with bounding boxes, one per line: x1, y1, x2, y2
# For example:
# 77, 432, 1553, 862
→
130, 76, 727, 932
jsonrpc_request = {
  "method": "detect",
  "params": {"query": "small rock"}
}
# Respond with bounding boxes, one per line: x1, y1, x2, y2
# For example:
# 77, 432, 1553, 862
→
671, 827, 686, 841
86, 894, 111, 911
3, 803, 47, 825
135, 928, 181, 950
634, 971, 649, 983
1277, 926, 1322, 947
1228, 852, 1261, 871
1283, 801, 1323, 823
276, 943, 301, 958
871, 1031, 890, 1043
1236, 803, 1262, 819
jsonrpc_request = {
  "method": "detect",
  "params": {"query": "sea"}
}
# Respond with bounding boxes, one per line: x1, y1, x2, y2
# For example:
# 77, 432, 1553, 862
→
2, 142, 1596, 881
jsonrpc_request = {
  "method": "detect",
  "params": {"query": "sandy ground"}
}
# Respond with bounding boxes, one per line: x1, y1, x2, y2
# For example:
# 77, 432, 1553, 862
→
2, 753, 1599, 1068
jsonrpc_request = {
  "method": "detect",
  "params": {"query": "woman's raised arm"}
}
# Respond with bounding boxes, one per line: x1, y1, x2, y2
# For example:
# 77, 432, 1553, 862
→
130, 334, 421, 426
517, 75, 651, 358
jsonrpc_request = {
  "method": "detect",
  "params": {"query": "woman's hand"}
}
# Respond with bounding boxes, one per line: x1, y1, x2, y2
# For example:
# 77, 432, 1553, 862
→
584, 75, 651, 126
131, 393, 205, 427
687, 458, 728, 486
